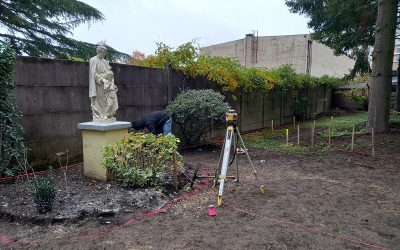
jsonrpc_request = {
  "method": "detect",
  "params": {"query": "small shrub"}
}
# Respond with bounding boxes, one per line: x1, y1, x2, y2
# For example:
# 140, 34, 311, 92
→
165, 89, 229, 146
102, 132, 181, 188
32, 169, 57, 213
346, 90, 368, 105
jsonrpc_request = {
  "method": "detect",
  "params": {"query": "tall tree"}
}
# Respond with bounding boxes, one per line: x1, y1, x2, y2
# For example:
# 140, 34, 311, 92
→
366, 0, 399, 132
0, 0, 129, 61
286, 0, 400, 132
285, 0, 378, 77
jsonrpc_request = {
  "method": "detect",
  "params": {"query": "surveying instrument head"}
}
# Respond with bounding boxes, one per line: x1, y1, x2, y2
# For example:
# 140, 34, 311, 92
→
225, 109, 238, 128
189, 109, 264, 207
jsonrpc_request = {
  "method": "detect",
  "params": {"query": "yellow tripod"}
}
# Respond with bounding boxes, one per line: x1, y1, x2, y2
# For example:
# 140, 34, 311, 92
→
214, 110, 264, 207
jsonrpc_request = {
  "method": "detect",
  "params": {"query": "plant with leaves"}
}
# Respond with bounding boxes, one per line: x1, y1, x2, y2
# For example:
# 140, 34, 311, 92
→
165, 89, 229, 146
342, 90, 368, 106
32, 167, 57, 213
103, 132, 181, 188
348, 73, 371, 84
0, 0, 129, 61
0, 42, 25, 177
128, 41, 342, 93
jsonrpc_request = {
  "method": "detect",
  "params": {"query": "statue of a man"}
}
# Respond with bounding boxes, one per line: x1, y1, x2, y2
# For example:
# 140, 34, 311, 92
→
89, 45, 118, 122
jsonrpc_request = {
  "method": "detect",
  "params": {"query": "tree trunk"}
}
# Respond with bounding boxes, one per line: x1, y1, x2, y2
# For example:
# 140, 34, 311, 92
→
396, 59, 400, 111
366, 0, 399, 132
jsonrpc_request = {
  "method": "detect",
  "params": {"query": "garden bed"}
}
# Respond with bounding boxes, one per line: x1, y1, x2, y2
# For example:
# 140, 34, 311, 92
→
0, 164, 187, 224
0, 118, 399, 249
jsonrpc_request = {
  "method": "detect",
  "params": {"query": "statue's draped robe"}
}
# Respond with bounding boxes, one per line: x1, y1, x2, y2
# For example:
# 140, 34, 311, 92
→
89, 56, 118, 120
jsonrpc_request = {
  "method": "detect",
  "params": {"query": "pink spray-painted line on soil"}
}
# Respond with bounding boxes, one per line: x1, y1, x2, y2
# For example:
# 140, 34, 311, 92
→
182, 171, 390, 250
0, 163, 83, 183
0, 179, 209, 247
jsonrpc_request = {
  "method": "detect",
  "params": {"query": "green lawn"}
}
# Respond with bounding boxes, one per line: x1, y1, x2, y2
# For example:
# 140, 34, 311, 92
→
243, 111, 400, 155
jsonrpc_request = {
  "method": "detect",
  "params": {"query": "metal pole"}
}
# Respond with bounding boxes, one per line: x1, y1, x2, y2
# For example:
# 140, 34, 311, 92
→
351, 124, 355, 151
237, 130, 265, 194
396, 55, 400, 111
297, 125, 300, 146
214, 131, 226, 186
237, 130, 259, 182
233, 130, 239, 182
217, 127, 234, 206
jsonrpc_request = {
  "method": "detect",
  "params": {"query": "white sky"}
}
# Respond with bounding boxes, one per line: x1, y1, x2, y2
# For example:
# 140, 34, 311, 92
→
72, 0, 311, 56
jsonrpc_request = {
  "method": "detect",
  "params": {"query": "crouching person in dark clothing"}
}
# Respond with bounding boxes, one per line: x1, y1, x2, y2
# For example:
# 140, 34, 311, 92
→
131, 111, 172, 136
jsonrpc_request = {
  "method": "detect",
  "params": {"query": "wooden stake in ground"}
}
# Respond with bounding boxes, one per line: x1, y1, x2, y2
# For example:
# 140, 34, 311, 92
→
311, 123, 315, 148
286, 128, 289, 145
297, 125, 300, 146
293, 116, 296, 129
372, 128, 376, 159
351, 124, 355, 151
172, 150, 178, 191
328, 124, 331, 148
271, 120, 274, 132
328, 116, 333, 148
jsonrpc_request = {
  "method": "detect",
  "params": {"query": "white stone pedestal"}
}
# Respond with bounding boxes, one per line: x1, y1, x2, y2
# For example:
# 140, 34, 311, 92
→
77, 121, 131, 181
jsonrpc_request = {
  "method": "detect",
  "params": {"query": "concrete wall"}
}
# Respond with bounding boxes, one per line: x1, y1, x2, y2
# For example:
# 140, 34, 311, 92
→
310, 41, 354, 77
15, 57, 331, 164
201, 34, 354, 77
255, 35, 308, 73
201, 39, 245, 63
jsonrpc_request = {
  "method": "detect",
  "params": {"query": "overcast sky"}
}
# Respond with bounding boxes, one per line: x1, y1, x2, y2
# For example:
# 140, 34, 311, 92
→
72, 0, 311, 56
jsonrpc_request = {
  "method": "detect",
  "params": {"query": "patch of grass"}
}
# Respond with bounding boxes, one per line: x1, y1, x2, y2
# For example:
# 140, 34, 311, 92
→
243, 130, 328, 156
301, 112, 367, 129
304, 111, 399, 131
333, 224, 342, 233
243, 111, 399, 155
391, 111, 400, 122
342, 143, 352, 150
301, 112, 368, 138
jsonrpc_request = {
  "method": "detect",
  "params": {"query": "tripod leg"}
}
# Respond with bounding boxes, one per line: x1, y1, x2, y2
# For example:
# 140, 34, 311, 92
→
237, 130, 265, 193
214, 136, 225, 187
233, 130, 239, 182
217, 126, 234, 206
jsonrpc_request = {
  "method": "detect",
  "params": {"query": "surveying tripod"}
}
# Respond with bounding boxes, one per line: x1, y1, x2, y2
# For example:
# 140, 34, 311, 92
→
214, 110, 264, 206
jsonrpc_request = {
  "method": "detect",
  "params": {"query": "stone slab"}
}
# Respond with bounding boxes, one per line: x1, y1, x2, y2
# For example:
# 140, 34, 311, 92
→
77, 121, 131, 131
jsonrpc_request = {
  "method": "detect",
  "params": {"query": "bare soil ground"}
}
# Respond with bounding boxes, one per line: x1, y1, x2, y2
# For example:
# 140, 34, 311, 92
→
1, 132, 399, 249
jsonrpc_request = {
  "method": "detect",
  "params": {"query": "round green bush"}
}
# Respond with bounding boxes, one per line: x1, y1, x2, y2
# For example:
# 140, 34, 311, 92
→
165, 89, 229, 146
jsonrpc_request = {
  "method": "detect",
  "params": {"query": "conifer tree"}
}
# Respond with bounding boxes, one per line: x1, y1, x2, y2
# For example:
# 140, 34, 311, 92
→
0, 0, 129, 61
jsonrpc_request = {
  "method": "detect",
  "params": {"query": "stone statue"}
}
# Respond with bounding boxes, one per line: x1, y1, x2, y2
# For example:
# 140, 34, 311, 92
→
89, 45, 118, 122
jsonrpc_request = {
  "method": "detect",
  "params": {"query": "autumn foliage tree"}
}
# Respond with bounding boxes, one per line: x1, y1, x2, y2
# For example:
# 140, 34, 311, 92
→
126, 50, 146, 65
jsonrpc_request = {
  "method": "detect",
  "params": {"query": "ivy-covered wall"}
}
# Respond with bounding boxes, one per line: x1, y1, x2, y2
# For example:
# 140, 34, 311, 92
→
15, 57, 331, 164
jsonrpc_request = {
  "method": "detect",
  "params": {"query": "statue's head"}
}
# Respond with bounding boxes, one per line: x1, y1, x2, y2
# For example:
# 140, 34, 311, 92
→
96, 45, 107, 59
